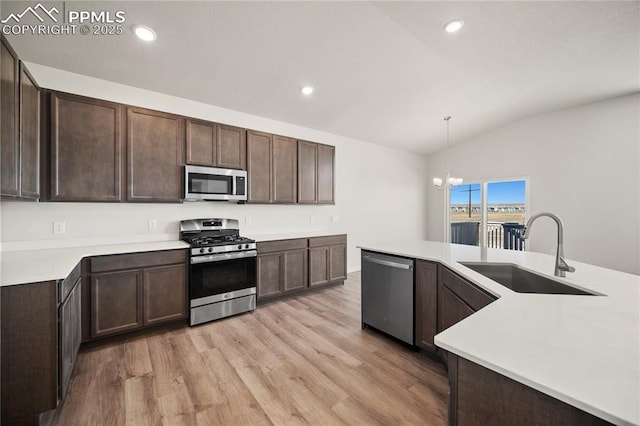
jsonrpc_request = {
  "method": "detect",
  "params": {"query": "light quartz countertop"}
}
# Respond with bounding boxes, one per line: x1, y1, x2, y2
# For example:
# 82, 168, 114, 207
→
358, 240, 640, 426
247, 231, 345, 242
1, 241, 190, 287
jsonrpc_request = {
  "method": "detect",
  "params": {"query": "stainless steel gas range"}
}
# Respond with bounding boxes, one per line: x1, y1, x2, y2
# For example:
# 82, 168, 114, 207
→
179, 218, 257, 326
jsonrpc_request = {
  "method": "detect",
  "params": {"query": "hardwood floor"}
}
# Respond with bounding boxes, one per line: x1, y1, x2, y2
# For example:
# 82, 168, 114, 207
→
52, 272, 449, 425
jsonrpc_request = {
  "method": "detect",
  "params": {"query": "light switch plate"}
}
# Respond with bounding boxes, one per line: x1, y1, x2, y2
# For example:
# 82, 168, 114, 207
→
331, 216, 340, 223
148, 219, 158, 230
309, 215, 316, 225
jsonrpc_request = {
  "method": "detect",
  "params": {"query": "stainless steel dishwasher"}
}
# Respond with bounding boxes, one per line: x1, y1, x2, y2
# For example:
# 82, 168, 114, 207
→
361, 250, 414, 345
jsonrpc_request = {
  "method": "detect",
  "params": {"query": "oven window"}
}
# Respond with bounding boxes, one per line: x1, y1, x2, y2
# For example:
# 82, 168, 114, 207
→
189, 173, 232, 194
190, 257, 257, 300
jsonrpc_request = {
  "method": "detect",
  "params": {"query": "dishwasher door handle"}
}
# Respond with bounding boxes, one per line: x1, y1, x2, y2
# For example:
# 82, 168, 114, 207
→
363, 255, 413, 270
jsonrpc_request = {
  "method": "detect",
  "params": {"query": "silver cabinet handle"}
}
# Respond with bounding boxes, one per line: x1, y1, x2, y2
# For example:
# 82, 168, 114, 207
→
191, 250, 257, 264
363, 255, 412, 270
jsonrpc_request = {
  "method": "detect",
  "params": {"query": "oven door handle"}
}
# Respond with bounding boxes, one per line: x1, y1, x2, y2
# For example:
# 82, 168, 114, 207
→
191, 250, 257, 264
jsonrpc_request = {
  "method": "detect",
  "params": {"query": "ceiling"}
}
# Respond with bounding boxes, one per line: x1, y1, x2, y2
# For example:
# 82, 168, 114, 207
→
3, 1, 638, 154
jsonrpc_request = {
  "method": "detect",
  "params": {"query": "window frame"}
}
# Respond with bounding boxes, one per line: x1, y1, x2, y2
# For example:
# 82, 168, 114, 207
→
445, 176, 530, 249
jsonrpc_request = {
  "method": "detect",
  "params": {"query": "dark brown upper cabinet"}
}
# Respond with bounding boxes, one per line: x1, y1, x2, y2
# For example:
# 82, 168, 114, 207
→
185, 118, 246, 170
19, 63, 40, 199
247, 130, 273, 203
1, 35, 20, 197
297, 140, 317, 203
50, 93, 123, 201
0, 35, 40, 200
317, 143, 335, 204
297, 140, 335, 204
217, 124, 246, 169
127, 107, 183, 202
272, 135, 297, 203
247, 131, 298, 204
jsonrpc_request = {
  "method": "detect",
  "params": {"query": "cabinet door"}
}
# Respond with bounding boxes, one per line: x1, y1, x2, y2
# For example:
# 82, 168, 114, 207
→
257, 253, 282, 299
185, 118, 216, 166
1, 281, 57, 424
329, 244, 347, 282
217, 124, 246, 170
143, 264, 187, 326
438, 283, 474, 333
415, 261, 438, 352
283, 249, 307, 293
91, 269, 143, 338
309, 246, 330, 287
247, 130, 272, 203
272, 135, 297, 203
51, 93, 122, 201
19, 64, 40, 199
59, 278, 82, 399
297, 140, 317, 203
1, 36, 19, 197
317, 143, 335, 204
127, 107, 182, 202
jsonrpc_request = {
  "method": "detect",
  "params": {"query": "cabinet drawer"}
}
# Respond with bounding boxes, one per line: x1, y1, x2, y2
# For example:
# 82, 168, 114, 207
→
257, 238, 308, 254
59, 261, 81, 304
440, 267, 495, 311
90, 249, 187, 273
308, 234, 347, 248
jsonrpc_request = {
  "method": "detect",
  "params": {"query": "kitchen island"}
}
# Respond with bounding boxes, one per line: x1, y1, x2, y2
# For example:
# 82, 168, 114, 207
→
358, 240, 639, 426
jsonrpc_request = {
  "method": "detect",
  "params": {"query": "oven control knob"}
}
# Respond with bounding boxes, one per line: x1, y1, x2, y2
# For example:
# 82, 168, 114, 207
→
244, 244, 250, 249
208, 247, 214, 253
199, 248, 205, 254
237, 245, 242, 250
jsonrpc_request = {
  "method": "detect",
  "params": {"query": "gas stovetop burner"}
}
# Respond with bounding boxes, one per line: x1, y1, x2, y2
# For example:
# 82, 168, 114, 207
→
179, 218, 256, 256
188, 235, 254, 248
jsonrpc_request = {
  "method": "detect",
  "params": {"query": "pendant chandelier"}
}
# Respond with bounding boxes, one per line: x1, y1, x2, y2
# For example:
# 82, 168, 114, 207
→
433, 116, 463, 189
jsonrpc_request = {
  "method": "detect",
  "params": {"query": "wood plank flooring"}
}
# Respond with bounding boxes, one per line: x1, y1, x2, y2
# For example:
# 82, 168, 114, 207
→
52, 272, 449, 425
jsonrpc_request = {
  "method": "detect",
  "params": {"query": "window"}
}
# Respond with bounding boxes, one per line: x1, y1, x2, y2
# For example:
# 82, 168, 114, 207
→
448, 179, 527, 250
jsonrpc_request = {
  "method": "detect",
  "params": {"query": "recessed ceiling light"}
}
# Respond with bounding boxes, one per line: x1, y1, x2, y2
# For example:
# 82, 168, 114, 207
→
444, 19, 464, 33
133, 25, 157, 41
301, 86, 315, 96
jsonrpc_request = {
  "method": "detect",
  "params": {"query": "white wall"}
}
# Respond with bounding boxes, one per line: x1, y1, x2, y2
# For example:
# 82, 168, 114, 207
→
0, 63, 429, 272
426, 93, 640, 275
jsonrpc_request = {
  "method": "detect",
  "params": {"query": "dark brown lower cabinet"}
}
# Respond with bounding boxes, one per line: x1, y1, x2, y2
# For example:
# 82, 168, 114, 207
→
415, 260, 438, 352
257, 238, 308, 300
91, 269, 143, 338
283, 249, 308, 293
143, 264, 188, 326
448, 354, 610, 426
309, 246, 329, 287
309, 235, 347, 287
59, 276, 82, 400
89, 249, 188, 339
1, 281, 57, 425
257, 235, 347, 302
257, 252, 283, 299
438, 267, 495, 334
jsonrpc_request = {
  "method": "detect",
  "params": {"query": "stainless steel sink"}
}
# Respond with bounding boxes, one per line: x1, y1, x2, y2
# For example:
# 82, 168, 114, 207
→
460, 262, 596, 295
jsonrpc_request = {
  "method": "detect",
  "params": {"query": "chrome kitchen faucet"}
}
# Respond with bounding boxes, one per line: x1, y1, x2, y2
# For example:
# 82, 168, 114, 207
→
522, 212, 576, 277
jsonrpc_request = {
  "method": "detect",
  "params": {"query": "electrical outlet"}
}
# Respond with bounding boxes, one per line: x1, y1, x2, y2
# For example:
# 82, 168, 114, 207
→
53, 221, 66, 235
245, 217, 253, 226
148, 219, 158, 230
331, 216, 340, 223
309, 215, 316, 225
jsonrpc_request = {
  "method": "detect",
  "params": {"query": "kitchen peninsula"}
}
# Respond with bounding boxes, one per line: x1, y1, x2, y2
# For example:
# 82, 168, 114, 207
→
358, 240, 639, 426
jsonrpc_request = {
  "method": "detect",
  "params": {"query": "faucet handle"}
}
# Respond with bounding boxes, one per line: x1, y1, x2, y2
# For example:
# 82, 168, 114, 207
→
557, 256, 575, 273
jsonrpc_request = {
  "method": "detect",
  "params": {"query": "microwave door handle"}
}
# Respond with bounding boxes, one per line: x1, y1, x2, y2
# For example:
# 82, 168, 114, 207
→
232, 176, 237, 196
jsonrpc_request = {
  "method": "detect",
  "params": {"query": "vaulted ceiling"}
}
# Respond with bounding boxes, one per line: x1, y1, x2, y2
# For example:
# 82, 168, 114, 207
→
3, 1, 638, 154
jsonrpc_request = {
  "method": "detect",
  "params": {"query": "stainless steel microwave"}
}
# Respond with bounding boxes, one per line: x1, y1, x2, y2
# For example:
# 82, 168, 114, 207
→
184, 165, 247, 202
